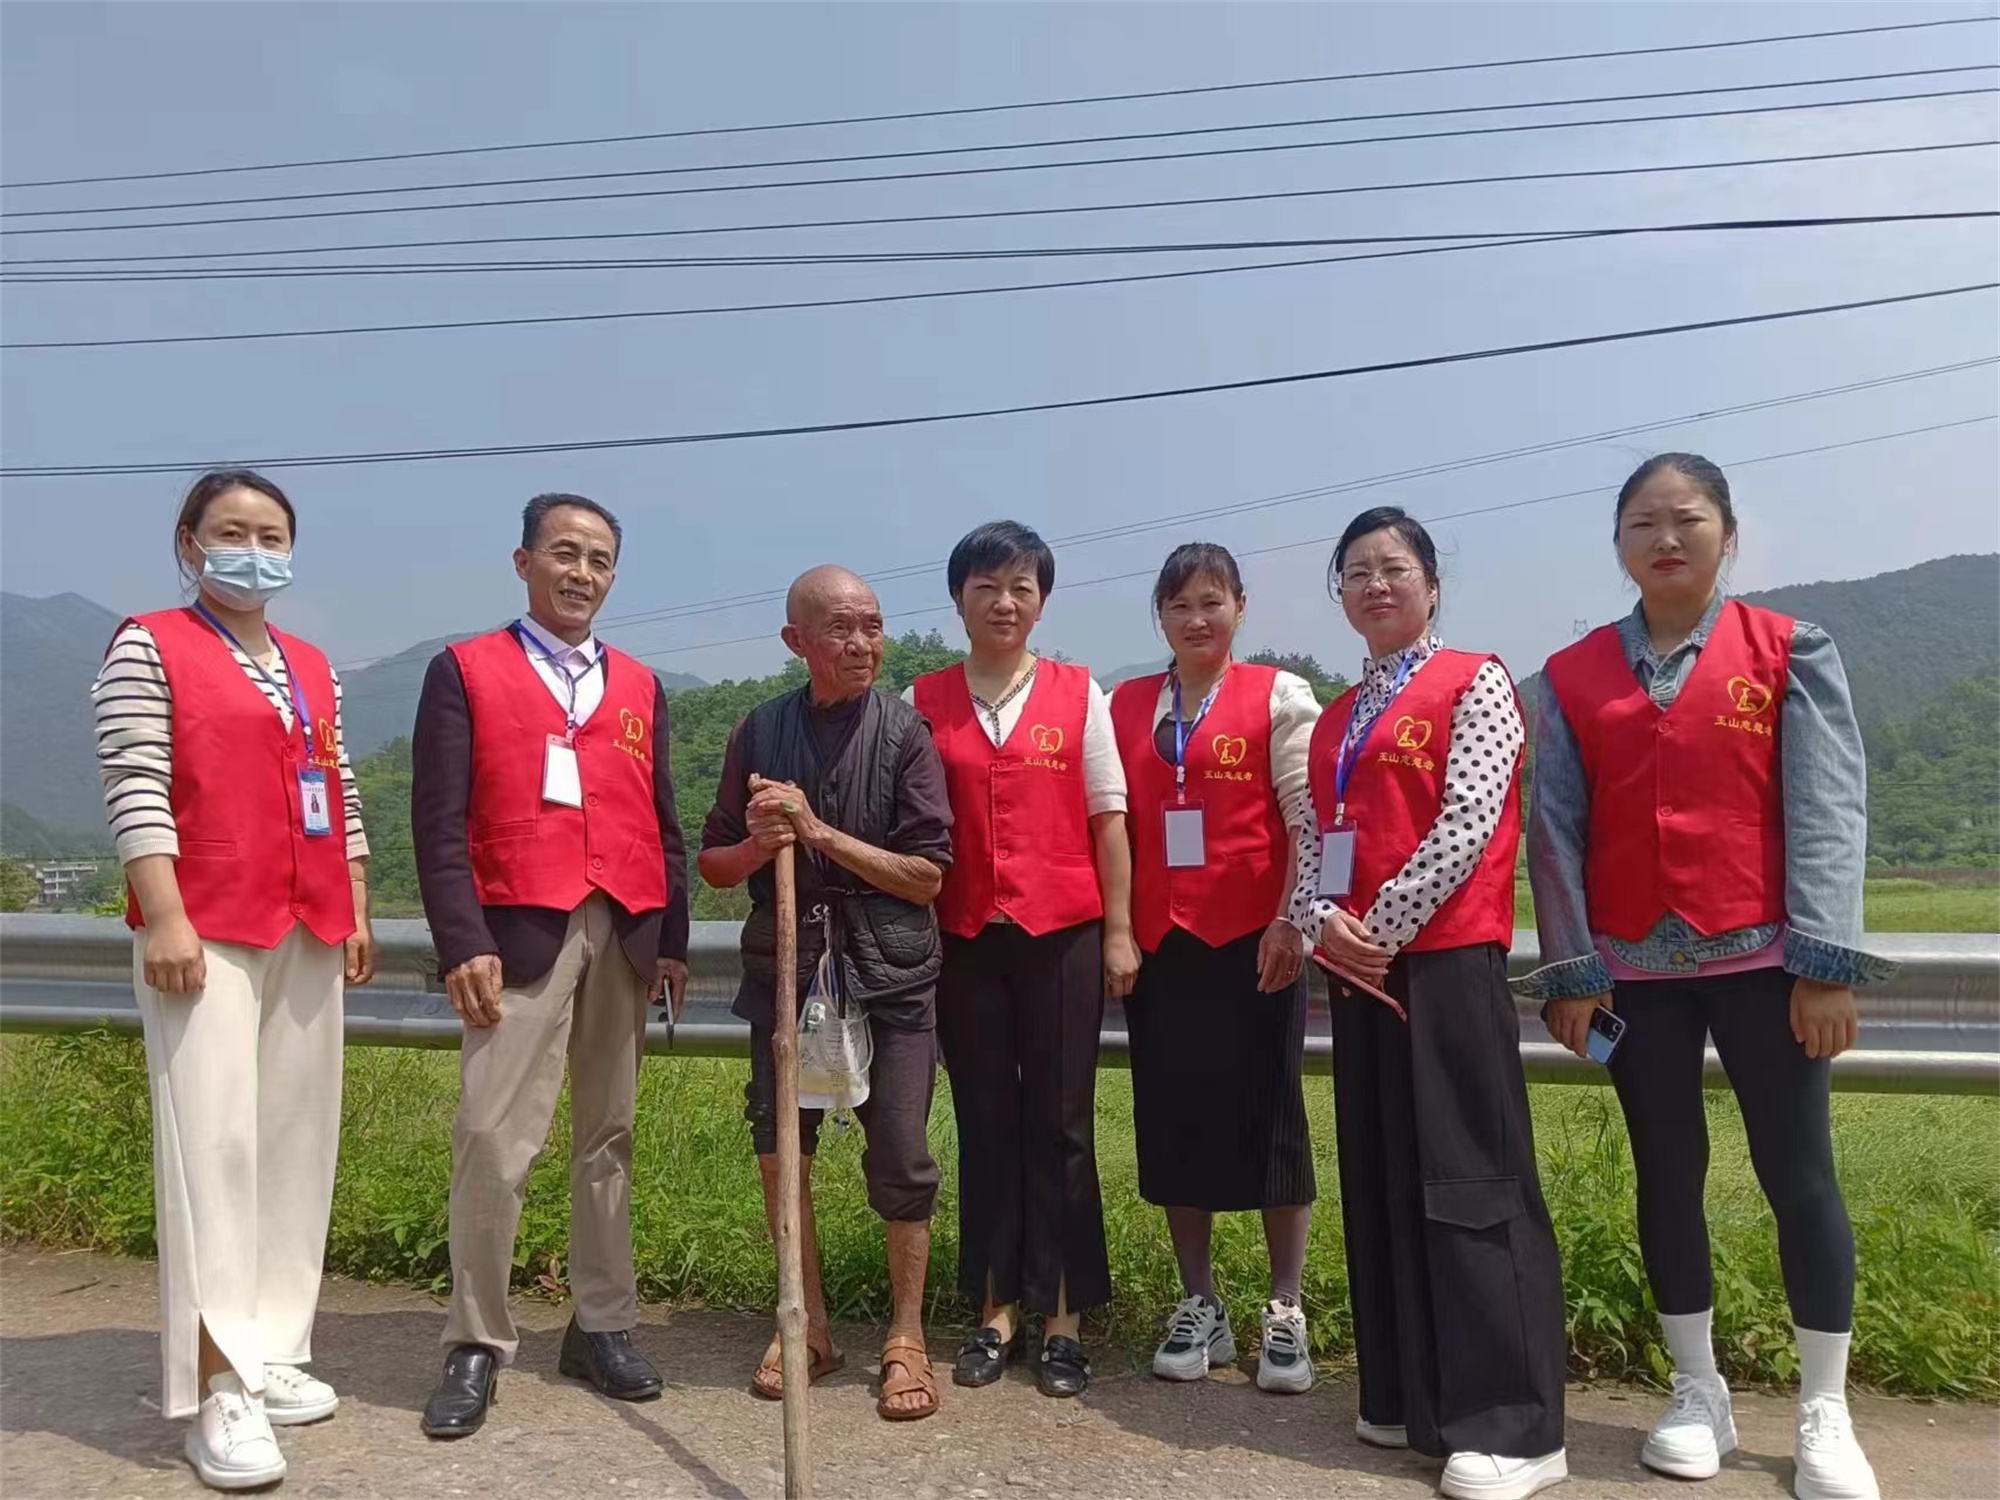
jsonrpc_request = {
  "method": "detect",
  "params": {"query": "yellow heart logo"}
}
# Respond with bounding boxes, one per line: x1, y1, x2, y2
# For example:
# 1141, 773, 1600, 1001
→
1393, 716, 1433, 751
1211, 733, 1249, 767
1031, 724, 1065, 755
620, 707, 646, 743
1726, 676, 1773, 716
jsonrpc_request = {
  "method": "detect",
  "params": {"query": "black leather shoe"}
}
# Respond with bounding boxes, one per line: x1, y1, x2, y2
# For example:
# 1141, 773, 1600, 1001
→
1038, 1335, 1090, 1399
558, 1317, 663, 1400
952, 1326, 1021, 1388
421, 1344, 498, 1439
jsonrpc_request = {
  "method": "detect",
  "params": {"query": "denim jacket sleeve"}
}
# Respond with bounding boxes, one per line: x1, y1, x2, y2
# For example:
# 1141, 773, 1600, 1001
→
1781, 622, 1900, 986
1516, 683, 1614, 1000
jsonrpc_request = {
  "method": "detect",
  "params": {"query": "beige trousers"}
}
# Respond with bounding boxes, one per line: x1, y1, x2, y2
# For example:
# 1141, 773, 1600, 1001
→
133, 925, 346, 1420
443, 893, 649, 1360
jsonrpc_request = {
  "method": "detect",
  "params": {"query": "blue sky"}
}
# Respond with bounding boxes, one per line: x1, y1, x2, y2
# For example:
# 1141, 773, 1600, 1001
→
3, 0, 1995, 690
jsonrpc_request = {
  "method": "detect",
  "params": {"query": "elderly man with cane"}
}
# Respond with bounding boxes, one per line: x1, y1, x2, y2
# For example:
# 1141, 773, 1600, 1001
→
700, 565, 955, 1423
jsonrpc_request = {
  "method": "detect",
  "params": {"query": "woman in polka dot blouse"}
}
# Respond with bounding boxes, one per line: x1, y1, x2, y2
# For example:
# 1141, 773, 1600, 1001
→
1294, 506, 1568, 1500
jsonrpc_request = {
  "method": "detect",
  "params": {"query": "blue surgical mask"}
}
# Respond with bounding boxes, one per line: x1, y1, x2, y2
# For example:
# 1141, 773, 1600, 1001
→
197, 543, 293, 609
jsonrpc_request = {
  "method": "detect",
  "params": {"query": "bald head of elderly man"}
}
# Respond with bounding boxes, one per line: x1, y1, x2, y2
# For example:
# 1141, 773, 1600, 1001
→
698, 565, 956, 1420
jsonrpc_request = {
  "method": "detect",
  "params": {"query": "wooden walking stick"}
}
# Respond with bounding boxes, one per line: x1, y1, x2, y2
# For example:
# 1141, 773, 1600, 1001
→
770, 840, 812, 1499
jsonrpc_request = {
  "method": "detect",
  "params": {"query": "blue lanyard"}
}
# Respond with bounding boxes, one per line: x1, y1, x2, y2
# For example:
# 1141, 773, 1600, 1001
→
512, 623, 596, 736
1331, 651, 1419, 821
1170, 666, 1224, 803
194, 602, 311, 744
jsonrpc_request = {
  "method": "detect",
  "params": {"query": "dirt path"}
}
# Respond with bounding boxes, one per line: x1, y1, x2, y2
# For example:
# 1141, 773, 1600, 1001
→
2, 1249, 1993, 1499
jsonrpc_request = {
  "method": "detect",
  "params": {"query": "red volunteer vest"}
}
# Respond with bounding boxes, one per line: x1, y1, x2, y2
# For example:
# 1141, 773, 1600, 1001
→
1542, 600, 1791, 942
120, 607, 356, 949
913, 659, 1102, 938
1111, 663, 1289, 953
448, 628, 669, 916
1308, 648, 1521, 953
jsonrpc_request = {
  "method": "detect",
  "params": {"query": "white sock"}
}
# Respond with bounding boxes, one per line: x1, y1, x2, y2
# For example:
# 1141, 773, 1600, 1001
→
1660, 1309, 1720, 1382
1795, 1326, 1852, 1404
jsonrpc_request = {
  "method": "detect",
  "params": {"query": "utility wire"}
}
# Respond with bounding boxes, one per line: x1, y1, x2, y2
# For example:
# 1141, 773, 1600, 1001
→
4, 13, 1989, 188
14, 66, 1987, 219
6, 212, 1990, 283
8, 140, 1988, 267
10, 217, 1992, 351
584, 357, 2000, 634
7, 281, 1991, 477
6, 85, 1990, 238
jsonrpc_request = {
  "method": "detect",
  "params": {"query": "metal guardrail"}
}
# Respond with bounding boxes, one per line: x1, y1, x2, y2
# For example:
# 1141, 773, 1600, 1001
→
2, 915, 1995, 1094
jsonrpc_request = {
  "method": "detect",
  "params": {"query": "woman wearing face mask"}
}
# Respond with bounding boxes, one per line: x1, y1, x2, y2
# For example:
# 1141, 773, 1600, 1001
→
1110, 543, 1323, 1394
907, 520, 1133, 1400
1520, 455, 1894, 1500
1297, 506, 1567, 1500
92, 469, 374, 1492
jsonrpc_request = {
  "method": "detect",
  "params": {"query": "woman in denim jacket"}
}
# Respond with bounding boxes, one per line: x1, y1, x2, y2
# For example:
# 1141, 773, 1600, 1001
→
1520, 453, 1897, 1500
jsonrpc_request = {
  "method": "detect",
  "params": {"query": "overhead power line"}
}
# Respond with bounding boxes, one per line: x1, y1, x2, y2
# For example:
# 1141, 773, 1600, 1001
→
604, 413, 2000, 664
9, 140, 1988, 267
583, 357, 2000, 634
6, 281, 1991, 478
15, 66, 1987, 220
9, 217, 1992, 351
6, 212, 1990, 284
5, 85, 1990, 239
3, 13, 1989, 189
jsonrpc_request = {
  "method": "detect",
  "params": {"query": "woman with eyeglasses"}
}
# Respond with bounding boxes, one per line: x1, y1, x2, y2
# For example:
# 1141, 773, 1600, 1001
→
1110, 543, 1323, 1394
1521, 454, 1894, 1500
1296, 506, 1567, 1500
93, 469, 374, 1491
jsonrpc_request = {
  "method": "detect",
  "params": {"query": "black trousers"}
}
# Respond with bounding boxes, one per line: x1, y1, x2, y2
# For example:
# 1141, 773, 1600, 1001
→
1608, 966, 1856, 1332
1332, 943, 1567, 1460
936, 920, 1113, 1316
745, 1012, 941, 1224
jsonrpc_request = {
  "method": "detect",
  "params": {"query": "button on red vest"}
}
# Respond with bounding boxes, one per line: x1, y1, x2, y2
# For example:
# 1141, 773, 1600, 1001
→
448, 629, 669, 916
1542, 600, 1791, 942
1112, 663, 1289, 953
1308, 648, 1521, 953
120, 607, 357, 949
913, 659, 1102, 938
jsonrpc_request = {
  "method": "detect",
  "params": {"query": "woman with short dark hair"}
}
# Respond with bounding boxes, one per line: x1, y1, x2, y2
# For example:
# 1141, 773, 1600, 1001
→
908, 520, 1133, 1400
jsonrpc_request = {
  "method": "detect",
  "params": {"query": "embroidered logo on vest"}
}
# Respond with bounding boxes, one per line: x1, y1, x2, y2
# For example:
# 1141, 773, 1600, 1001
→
616, 705, 651, 762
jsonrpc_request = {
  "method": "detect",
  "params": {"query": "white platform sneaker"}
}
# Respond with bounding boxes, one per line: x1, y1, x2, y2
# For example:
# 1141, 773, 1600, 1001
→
1641, 1371, 1738, 1479
1152, 1295, 1236, 1380
185, 1373, 287, 1491
262, 1363, 339, 1425
1439, 1449, 1568, 1500
1793, 1396, 1881, 1500
1255, 1298, 1314, 1393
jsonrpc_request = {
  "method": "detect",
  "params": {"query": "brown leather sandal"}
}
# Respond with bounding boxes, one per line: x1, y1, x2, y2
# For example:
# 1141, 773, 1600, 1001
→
750, 1340, 844, 1401
875, 1335, 940, 1421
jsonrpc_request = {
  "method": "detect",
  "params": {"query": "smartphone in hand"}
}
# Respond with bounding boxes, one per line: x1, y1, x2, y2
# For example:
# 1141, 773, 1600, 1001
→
1585, 1005, 1627, 1065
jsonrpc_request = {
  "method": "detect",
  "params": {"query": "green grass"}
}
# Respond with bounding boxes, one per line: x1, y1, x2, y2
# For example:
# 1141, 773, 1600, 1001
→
3, 1030, 1994, 1398
1513, 876, 2000, 936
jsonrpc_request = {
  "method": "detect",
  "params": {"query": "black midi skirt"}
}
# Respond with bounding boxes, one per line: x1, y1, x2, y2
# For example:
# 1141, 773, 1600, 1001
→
1128, 925, 1315, 1212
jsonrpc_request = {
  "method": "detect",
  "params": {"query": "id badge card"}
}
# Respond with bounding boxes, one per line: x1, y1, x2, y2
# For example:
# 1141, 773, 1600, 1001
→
298, 769, 333, 837
542, 733, 584, 808
1162, 801, 1207, 868
1317, 822, 1358, 897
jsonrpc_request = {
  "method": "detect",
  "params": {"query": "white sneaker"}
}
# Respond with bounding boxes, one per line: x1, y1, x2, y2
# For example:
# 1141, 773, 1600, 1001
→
262, 1363, 339, 1426
1356, 1417, 1410, 1448
1440, 1449, 1568, 1500
1152, 1295, 1236, 1380
1793, 1396, 1880, 1500
1641, 1371, 1736, 1479
1256, 1298, 1313, 1393
185, 1373, 287, 1491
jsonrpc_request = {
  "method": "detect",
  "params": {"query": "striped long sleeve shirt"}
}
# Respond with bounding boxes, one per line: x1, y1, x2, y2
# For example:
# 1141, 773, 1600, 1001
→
94, 620, 369, 864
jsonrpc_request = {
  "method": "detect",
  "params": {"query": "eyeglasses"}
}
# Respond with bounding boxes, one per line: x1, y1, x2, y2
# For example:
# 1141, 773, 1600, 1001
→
1337, 563, 1421, 594
536, 544, 616, 577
